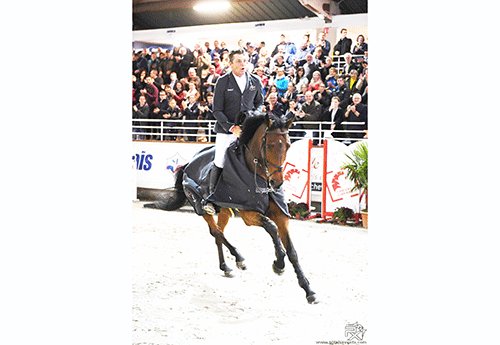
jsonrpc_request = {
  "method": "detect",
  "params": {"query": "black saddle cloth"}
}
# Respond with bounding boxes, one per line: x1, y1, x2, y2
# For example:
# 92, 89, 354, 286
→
182, 142, 290, 217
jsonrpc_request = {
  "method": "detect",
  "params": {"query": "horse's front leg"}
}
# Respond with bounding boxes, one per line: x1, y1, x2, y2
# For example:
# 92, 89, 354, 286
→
202, 208, 245, 277
239, 210, 286, 274
267, 202, 318, 304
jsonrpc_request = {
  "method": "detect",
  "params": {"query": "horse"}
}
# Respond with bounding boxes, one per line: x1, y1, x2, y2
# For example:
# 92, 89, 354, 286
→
145, 113, 317, 304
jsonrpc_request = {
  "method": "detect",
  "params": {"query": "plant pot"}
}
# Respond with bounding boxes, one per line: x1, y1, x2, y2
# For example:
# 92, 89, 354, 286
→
361, 211, 368, 229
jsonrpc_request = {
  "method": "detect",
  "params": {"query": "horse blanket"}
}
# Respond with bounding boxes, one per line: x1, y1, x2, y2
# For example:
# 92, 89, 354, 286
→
182, 142, 290, 217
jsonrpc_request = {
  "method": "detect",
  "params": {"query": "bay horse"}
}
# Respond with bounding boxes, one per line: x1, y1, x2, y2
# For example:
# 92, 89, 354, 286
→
146, 113, 317, 304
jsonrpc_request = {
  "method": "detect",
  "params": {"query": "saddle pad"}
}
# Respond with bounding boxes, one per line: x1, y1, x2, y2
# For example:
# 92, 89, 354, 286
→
182, 142, 290, 217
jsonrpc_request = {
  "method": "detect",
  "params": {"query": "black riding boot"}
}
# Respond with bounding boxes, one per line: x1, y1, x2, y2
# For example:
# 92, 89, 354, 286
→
203, 165, 223, 215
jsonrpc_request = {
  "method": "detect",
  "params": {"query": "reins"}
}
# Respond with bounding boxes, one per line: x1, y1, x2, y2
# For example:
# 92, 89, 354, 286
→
244, 127, 289, 194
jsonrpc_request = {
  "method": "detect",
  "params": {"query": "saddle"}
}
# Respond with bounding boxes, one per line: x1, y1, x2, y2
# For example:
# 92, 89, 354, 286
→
182, 142, 290, 217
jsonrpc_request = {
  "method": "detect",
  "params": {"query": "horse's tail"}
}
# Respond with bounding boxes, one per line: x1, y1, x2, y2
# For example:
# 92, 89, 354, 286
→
144, 165, 187, 211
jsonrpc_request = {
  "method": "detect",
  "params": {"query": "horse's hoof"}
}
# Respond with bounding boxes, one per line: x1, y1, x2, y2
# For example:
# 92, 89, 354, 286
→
272, 262, 285, 276
236, 261, 247, 270
224, 270, 235, 278
307, 294, 319, 304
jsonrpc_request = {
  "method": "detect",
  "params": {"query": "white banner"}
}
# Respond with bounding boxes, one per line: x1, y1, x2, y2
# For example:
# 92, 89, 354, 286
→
323, 139, 367, 214
132, 142, 212, 189
282, 139, 311, 205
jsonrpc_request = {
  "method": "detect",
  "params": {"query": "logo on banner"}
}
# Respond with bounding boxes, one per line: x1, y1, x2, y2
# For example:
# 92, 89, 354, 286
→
328, 169, 352, 198
133, 151, 153, 171
166, 152, 187, 175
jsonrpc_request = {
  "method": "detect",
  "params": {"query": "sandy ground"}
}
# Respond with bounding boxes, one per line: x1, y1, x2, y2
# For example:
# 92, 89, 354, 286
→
132, 201, 368, 345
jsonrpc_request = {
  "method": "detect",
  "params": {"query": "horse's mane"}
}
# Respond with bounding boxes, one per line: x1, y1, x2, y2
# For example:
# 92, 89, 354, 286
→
237, 112, 286, 149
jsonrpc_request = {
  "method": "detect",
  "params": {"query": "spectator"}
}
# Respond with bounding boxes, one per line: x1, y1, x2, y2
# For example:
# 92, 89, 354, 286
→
301, 53, 319, 81
294, 66, 309, 91
271, 34, 286, 57
296, 90, 322, 145
265, 92, 285, 117
274, 67, 289, 97
168, 71, 179, 89
173, 81, 186, 110
163, 98, 182, 141
133, 52, 148, 76
317, 32, 331, 58
201, 64, 219, 102
185, 82, 200, 102
148, 52, 160, 74
133, 94, 150, 140
201, 91, 216, 143
343, 93, 367, 143
247, 43, 259, 67
285, 99, 305, 142
312, 47, 325, 65
352, 34, 368, 55
182, 94, 200, 142
159, 49, 174, 84
269, 54, 288, 77
280, 82, 297, 111
283, 35, 298, 65
264, 84, 279, 103
194, 46, 211, 80
308, 70, 323, 92
181, 67, 201, 91
296, 83, 309, 105
334, 76, 350, 109
346, 69, 363, 96
177, 46, 192, 80
302, 33, 315, 53
323, 96, 346, 141
204, 41, 212, 55
149, 69, 163, 91
258, 47, 271, 67
314, 82, 332, 111
325, 66, 339, 93
254, 66, 269, 93
133, 69, 147, 103
142, 76, 159, 109
152, 89, 170, 139
293, 40, 310, 67
219, 41, 229, 56
320, 56, 334, 80
212, 54, 223, 75
341, 53, 359, 76
210, 40, 221, 60
333, 28, 352, 56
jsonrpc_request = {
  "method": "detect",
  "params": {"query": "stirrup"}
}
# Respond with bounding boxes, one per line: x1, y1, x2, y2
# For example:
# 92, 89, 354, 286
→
203, 202, 216, 215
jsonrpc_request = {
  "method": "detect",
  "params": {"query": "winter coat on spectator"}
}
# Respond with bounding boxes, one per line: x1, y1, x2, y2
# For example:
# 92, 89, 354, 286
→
334, 37, 352, 56
334, 83, 351, 109
299, 99, 322, 129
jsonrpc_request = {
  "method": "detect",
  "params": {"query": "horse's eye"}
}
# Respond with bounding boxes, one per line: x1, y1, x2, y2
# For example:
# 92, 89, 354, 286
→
266, 144, 272, 150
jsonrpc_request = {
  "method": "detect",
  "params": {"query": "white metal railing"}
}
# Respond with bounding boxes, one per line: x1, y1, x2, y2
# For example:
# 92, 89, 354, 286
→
132, 119, 366, 144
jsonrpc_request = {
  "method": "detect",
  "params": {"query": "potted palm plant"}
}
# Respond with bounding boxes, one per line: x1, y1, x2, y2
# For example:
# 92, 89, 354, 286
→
341, 142, 368, 228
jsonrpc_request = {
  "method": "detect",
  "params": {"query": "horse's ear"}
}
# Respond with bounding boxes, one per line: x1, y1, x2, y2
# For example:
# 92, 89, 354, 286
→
285, 116, 294, 129
265, 113, 273, 128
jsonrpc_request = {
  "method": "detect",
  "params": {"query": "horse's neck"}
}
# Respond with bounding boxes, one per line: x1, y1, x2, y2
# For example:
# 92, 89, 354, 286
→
244, 125, 265, 176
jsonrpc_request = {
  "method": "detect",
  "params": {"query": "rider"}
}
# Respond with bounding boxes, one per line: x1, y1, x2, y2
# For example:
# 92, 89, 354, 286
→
203, 48, 264, 215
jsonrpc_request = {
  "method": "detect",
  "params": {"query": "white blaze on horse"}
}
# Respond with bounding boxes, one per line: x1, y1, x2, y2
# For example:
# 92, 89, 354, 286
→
145, 112, 317, 304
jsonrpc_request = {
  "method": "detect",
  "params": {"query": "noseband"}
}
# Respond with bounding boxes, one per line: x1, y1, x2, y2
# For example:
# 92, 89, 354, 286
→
244, 127, 289, 194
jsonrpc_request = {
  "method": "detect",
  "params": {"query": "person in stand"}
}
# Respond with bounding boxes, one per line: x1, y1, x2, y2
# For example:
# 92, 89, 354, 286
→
203, 48, 264, 215
163, 98, 182, 141
152, 89, 170, 140
296, 90, 322, 145
333, 76, 351, 109
133, 94, 150, 140
285, 98, 305, 142
321, 96, 346, 141
265, 92, 285, 117
182, 94, 200, 142
333, 28, 352, 57
317, 32, 331, 59
352, 34, 368, 55
343, 93, 367, 144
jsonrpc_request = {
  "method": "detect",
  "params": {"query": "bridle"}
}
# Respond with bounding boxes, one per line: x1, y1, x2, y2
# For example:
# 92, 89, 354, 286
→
244, 127, 289, 194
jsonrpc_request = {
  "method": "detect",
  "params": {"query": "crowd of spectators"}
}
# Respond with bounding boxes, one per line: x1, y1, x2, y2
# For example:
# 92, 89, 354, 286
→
132, 28, 368, 144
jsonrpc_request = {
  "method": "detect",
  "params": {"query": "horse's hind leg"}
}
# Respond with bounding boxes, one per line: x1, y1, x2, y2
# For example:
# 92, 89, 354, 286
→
202, 208, 244, 277
267, 202, 317, 304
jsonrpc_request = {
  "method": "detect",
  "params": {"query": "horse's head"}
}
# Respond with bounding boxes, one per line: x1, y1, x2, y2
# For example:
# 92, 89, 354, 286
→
259, 113, 293, 190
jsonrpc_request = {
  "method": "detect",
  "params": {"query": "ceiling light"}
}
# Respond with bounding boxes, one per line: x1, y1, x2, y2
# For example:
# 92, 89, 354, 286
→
193, 1, 231, 12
